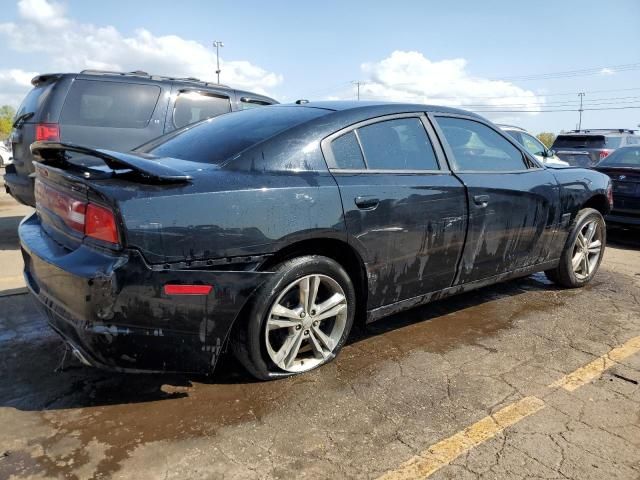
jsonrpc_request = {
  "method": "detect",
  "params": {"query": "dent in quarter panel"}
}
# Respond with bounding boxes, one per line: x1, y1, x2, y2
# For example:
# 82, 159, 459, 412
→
117, 171, 346, 264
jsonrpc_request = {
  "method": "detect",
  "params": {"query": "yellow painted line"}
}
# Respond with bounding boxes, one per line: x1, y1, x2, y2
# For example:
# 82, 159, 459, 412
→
0, 275, 25, 287
549, 335, 640, 391
377, 396, 545, 480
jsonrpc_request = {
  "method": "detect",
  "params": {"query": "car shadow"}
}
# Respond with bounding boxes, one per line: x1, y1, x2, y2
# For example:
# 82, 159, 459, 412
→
607, 226, 640, 251
0, 272, 562, 413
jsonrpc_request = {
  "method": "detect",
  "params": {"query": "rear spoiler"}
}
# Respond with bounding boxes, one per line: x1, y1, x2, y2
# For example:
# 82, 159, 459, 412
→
30, 141, 192, 184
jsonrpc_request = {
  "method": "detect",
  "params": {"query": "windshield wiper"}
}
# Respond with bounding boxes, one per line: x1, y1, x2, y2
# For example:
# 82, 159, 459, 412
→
12, 112, 34, 129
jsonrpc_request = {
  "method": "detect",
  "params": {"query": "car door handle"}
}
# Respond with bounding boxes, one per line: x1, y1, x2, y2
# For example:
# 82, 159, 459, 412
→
354, 196, 379, 210
473, 194, 490, 207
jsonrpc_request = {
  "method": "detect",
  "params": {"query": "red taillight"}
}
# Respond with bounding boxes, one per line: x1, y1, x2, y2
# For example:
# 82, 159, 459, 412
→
607, 183, 614, 210
599, 150, 611, 160
35, 123, 60, 141
85, 203, 119, 244
163, 284, 213, 296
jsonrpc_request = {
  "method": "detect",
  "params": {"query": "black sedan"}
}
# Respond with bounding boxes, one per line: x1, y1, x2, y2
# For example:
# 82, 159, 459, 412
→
19, 102, 612, 379
593, 146, 640, 227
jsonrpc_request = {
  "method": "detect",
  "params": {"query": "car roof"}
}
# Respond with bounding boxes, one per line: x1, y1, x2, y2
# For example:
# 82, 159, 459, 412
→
30, 70, 277, 101
274, 100, 483, 118
559, 129, 637, 136
496, 124, 526, 132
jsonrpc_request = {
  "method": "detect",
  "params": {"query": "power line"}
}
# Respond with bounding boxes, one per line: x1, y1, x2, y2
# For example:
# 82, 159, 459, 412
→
493, 62, 640, 82
470, 105, 640, 113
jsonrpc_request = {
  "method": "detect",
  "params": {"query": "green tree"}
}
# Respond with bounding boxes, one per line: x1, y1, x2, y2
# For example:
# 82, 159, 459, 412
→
0, 105, 16, 140
536, 132, 556, 148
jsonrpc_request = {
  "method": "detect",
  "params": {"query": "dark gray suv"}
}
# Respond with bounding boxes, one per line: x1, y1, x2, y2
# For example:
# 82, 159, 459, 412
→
551, 129, 640, 167
4, 70, 277, 206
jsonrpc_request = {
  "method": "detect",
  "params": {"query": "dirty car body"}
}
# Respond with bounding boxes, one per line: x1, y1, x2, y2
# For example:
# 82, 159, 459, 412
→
19, 102, 612, 375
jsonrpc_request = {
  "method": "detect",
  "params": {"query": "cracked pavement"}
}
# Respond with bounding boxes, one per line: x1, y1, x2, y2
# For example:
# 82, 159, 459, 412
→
0, 182, 639, 479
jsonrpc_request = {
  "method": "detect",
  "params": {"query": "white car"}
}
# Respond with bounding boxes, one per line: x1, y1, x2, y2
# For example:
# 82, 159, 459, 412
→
0, 142, 11, 167
499, 125, 569, 167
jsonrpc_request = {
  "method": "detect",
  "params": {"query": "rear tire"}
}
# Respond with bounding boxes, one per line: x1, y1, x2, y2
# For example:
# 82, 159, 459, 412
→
232, 255, 356, 380
545, 208, 606, 288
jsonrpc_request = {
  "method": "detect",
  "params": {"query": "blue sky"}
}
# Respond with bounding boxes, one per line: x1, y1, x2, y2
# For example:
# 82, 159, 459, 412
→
1, 0, 639, 134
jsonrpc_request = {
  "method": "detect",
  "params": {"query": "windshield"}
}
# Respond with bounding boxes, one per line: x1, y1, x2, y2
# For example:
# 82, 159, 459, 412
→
597, 147, 640, 167
139, 106, 329, 165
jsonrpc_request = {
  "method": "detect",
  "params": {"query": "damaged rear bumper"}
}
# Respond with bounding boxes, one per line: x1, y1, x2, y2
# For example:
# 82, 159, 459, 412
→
19, 213, 272, 374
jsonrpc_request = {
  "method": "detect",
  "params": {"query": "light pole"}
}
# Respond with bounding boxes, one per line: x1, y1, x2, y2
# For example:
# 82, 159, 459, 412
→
578, 92, 585, 130
213, 40, 224, 84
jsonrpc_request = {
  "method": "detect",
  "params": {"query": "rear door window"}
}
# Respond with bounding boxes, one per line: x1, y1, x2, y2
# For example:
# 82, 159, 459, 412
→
331, 131, 366, 169
356, 117, 439, 170
173, 91, 231, 128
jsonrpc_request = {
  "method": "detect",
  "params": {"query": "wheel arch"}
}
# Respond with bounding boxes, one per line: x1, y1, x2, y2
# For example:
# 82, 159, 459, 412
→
257, 238, 369, 324
581, 193, 610, 216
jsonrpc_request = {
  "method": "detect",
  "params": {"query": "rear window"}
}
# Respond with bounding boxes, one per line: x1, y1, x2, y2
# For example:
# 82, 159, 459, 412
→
60, 80, 161, 128
141, 106, 328, 165
173, 91, 231, 128
15, 83, 55, 119
552, 135, 622, 149
598, 147, 640, 167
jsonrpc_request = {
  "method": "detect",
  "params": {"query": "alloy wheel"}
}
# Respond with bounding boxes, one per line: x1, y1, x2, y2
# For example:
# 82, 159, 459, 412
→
571, 219, 603, 281
265, 274, 348, 373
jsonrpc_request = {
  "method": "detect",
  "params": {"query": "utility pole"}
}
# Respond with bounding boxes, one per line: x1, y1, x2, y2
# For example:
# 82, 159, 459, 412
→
352, 81, 363, 101
578, 92, 585, 130
213, 40, 224, 84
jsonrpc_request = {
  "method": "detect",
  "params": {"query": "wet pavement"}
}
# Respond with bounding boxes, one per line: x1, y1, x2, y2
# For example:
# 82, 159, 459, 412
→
0, 184, 639, 479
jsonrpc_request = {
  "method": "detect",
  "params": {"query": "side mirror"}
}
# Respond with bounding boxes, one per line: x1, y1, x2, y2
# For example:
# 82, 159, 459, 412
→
546, 149, 555, 157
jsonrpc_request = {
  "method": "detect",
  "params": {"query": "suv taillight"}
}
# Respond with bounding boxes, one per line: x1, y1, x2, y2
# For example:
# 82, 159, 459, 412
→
35, 123, 60, 141
599, 150, 611, 160
35, 180, 119, 246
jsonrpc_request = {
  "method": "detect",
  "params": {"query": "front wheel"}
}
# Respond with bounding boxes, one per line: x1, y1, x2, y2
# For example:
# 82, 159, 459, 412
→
545, 208, 606, 288
232, 255, 356, 380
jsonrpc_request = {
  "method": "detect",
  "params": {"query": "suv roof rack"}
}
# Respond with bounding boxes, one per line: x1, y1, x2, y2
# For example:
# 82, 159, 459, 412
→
567, 128, 637, 134
78, 69, 231, 89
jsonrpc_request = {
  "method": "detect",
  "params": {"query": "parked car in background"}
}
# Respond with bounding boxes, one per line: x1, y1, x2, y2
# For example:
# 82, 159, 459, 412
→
499, 125, 568, 166
551, 129, 640, 167
4, 70, 277, 206
20, 102, 612, 379
593, 146, 640, 226
0, 141, 11, 167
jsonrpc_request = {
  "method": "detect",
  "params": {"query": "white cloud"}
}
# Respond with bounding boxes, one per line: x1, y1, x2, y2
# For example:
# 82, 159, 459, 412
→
599, 67, 615, 76
0, 68, 38, 107
326, 51, 545, 121
0, 0, 283, 105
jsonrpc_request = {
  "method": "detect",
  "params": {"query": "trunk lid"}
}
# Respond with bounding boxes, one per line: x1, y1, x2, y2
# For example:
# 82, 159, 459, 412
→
31, 142, 196, 252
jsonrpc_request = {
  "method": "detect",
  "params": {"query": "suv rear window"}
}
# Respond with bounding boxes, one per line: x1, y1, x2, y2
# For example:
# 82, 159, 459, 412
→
15, 83, 55, 119
552, 135, 621, 149
173, 91, 231, 128
141, 106, 328, 165
60, 80, 161, 128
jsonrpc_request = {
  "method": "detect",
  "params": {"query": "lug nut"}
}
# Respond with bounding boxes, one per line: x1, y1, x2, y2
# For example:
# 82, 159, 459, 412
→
313, 321, 318, 327
304, 330, 309, 335
300, 312, 306, 318
310, 309, 316, 316
295, 325, 302, 330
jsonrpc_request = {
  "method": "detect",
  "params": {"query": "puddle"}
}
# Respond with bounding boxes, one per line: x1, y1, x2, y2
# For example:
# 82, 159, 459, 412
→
0, 273, 566, 478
